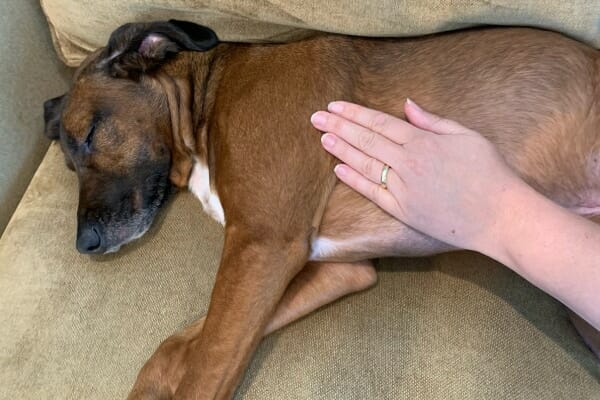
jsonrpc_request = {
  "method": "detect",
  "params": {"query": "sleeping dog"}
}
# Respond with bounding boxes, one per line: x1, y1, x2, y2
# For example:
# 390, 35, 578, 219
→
43, 20, 600, 399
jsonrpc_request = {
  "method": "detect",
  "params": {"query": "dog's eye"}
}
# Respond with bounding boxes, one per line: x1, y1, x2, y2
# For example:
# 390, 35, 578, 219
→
83, 121, 96, 150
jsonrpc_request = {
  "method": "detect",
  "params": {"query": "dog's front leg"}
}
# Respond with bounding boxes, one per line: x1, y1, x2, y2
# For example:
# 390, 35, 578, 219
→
128, 260, 376, 399
173, 227, 309, 399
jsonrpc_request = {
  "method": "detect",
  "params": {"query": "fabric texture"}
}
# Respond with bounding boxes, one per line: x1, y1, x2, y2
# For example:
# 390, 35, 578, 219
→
0, 0, 70, 234
0, 143, 598, 399
40, 0, 600, 67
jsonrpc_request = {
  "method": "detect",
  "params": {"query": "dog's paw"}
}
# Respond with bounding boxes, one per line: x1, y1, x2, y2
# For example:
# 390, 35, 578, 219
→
127, 336, 190, 400
127, 385, 173, 400
128, 318, 206, 400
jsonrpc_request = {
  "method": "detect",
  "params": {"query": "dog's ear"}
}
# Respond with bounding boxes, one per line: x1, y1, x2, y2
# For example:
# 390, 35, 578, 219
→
102, 20, 218, 78
43, 94, 65, 140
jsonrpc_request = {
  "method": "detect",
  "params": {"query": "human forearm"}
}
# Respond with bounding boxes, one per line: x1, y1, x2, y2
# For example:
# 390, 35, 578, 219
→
482, 183, 600, 330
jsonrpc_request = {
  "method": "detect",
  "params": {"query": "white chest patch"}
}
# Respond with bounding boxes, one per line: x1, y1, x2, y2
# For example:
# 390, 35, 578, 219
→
188, 161, 225, 225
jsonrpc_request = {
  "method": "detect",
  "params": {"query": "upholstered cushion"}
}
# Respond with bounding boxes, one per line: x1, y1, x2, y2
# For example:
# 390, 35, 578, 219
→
0, 144, 598, 398
0, 0, 70, 234
40, 0, 600, 67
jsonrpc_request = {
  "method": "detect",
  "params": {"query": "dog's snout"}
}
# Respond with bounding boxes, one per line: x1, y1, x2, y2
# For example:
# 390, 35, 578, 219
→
76, 224, 103, 254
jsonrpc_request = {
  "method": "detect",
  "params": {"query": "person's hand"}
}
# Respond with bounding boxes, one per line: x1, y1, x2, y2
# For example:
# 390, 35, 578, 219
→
310, 99, 528, 254
311, 99, 600, 333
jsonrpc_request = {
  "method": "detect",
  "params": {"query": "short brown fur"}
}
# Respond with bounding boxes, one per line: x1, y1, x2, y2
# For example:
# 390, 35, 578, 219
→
48, 26, 600, 399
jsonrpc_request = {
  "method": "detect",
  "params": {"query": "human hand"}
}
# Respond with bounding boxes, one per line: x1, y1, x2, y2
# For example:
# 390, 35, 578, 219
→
311, 100, 600, 334
310, 99, 528, 254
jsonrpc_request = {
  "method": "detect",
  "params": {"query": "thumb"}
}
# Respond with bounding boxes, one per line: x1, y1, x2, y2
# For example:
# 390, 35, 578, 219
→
404, 98, 469, 135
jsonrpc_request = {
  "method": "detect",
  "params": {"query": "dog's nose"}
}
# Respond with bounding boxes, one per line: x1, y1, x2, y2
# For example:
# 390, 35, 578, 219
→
76, 225, 103, 254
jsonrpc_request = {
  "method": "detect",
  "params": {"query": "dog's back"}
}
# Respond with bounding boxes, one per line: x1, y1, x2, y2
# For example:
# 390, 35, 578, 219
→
354, 28, 598, 202
291, 28, 600, 260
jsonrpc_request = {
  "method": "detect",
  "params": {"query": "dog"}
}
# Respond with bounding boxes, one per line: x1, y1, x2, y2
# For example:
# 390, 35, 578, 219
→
43, 20, 600, 399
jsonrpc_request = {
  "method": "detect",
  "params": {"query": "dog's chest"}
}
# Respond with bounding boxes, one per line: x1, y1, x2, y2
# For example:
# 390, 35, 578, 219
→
188, 161, 225, 225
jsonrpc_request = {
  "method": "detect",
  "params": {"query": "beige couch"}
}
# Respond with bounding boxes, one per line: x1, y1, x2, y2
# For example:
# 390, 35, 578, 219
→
1, 1, 598, 399
0, 0, 70, 235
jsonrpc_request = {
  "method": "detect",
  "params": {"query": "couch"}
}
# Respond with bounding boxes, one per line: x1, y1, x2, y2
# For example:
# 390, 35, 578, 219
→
1, 1, 598, 399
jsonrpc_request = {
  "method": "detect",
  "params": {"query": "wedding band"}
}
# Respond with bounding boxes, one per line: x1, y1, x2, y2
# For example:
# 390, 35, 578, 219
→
380, 164, 390, 189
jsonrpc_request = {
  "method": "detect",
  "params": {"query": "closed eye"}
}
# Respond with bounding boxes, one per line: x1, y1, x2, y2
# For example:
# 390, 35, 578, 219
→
83, 120, 97, 151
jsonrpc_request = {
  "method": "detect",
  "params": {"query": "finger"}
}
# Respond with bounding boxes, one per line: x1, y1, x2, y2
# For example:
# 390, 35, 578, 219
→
321, 102, 420, 144
333, 164, 405, 219
320, 133, 390, 184
404, 98, 469, 135
312, 111, 407, 168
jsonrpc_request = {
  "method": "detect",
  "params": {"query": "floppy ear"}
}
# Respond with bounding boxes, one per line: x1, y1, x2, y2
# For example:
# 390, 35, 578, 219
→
43, 94, 65, 140
103, 19, 219, 78
154, 73, 196, 188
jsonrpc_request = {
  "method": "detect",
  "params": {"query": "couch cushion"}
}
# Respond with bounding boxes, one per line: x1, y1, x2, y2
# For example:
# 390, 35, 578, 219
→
40, 0, 600, 67
0, 143, 598, 398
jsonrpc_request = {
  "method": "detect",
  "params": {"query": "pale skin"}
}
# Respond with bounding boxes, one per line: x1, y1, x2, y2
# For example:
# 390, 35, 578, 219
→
310, 99, 600, 331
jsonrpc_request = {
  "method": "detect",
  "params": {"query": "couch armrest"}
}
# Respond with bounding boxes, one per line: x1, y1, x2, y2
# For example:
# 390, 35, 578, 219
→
0, 0, 71, 235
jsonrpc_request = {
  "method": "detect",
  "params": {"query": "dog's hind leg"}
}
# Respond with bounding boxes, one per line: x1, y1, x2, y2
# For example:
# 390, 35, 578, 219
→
127, 260, 376, 400
264, 260, 377, 333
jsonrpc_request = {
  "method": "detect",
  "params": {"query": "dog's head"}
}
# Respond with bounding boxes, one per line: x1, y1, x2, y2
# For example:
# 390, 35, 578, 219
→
43, 20, 218, 254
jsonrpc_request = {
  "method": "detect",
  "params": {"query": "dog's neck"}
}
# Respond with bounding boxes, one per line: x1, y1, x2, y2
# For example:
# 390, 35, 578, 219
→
155, 47, 228, 224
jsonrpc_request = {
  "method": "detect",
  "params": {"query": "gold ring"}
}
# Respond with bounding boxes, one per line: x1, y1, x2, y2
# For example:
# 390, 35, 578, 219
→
380, 164, 390, 189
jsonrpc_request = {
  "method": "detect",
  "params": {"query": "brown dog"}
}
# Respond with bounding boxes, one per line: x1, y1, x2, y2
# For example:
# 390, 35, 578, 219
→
43, 20, 600, 399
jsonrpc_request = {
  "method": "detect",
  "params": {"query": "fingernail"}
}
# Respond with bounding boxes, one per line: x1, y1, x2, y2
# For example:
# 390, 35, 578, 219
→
328, 102, 344, 113
321, 133, 336, 149
334, 164, 347, 177
311, 111, 328, 128
406, 98, 422, 111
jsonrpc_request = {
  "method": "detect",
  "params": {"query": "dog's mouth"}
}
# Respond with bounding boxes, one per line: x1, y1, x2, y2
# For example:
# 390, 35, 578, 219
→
77, 208, 156, 255
76, 178, 172, 255
101, 217, 154, 254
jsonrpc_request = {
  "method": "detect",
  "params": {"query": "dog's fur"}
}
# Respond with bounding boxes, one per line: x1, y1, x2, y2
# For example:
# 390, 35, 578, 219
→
44, 20, 600, 399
